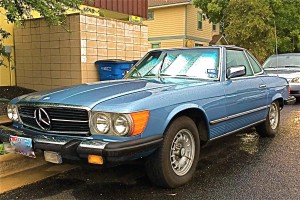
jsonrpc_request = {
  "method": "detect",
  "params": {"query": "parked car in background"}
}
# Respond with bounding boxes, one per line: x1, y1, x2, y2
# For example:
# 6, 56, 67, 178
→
263, 53, 300, 101
0, 46, 289, 188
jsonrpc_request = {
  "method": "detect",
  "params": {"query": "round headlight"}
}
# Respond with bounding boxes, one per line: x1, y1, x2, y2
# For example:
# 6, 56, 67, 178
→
113, 114, 132, 136
7, 104, 19, 121
12, 106, 19, 121
7, 105, 13, 120
93, 113, 110, 134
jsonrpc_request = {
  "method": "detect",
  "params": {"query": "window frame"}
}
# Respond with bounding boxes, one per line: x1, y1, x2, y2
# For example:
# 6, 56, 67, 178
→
225, 49, 255, 79
212, 23, 217, 32
151, 42, 161, 49
147, 10, 154, 20
197, 12, 203, 30
245, 51, 264, 75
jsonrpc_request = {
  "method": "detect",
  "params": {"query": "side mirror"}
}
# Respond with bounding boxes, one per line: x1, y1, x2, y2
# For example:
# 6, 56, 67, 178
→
227, 65, 246, 79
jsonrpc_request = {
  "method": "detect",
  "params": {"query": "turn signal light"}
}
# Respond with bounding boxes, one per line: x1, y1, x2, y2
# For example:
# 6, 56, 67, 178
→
88, 155, 104, 165
130, 110, 150, 136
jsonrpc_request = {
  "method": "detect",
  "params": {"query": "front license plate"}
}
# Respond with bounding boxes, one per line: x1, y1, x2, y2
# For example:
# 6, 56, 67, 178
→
9, 136, 36, 158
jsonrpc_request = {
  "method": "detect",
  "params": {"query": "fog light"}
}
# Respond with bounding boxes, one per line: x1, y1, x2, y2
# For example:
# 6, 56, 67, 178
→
44, 151, 62, 164
88, 155, 103, 165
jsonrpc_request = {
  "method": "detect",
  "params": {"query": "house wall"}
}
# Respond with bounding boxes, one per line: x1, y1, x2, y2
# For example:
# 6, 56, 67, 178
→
144, 4, 220, 49
0, 7, 16, 86
14, 14, 148, 91
144, 6, 185, 38
186, 4, 220, 46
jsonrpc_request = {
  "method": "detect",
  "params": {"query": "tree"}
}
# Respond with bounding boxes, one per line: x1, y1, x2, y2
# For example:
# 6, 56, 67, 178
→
0, 0, 88, 68
193, 0, 300, 61
225, 0, 275, 62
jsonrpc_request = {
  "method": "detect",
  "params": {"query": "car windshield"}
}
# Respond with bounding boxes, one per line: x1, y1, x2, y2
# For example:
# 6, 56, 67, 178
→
127, 48, 220, 80
263, 54, 300, 69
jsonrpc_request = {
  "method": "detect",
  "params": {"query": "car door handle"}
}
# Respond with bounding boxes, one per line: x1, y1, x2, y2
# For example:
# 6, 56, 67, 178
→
259, 84, 266, 89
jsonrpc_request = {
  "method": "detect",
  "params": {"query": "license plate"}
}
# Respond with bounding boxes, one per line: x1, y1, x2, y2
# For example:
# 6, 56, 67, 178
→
9, 136, 36, 158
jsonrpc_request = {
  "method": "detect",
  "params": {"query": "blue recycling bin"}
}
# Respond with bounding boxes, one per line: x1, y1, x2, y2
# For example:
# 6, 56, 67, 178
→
95, 60, 136, 81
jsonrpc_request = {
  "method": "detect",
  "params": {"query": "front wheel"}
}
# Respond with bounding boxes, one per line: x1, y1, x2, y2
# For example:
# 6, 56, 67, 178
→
145, 116, 200, 188
256, 101, 280, 137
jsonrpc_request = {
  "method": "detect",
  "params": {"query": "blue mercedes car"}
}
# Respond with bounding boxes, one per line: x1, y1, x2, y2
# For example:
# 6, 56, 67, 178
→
0, 46, 289, 188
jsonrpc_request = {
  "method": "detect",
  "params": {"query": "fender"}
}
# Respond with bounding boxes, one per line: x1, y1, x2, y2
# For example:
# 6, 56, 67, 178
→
163, 103, 209, 133
271, 93, 284, 106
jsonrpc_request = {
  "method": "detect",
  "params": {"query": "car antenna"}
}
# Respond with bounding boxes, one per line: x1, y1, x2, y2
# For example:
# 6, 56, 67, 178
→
274, 20, 279, 76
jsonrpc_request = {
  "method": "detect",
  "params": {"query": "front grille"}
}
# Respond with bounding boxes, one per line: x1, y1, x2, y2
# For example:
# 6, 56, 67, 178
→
18, 105, 90, 135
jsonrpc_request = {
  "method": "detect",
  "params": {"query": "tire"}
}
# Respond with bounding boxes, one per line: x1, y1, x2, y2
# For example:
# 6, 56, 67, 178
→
145, 116, 200, 188
256, 101, 280, 137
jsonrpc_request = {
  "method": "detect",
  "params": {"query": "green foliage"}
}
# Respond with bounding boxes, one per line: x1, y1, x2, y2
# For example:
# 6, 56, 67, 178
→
0, 143, 7, 155
0, 0, 94, 68
193, 0, 300, 61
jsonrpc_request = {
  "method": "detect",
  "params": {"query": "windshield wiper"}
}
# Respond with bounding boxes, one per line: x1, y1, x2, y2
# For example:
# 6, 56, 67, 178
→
158, 53, 168, 78
132, 65, 143, 77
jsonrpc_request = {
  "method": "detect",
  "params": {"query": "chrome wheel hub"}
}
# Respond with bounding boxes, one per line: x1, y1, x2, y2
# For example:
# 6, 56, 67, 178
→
269, 103, 279, 130
170, 129, 195, 176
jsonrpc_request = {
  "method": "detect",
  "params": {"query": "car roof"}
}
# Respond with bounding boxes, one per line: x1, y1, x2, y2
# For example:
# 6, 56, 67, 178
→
148, 45, 245, 52
270, 53, 300, 57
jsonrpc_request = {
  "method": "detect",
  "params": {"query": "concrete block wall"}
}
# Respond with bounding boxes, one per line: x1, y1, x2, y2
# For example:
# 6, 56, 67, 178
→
79, 15, 148, 83
14, 14, 149, 91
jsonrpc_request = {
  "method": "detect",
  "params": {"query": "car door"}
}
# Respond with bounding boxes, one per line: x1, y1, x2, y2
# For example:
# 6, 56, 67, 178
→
223, 49, 268, 133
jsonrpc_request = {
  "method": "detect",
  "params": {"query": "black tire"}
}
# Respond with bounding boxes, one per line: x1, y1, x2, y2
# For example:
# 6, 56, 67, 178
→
145, 116, 200, 188
256, 101, 280, 137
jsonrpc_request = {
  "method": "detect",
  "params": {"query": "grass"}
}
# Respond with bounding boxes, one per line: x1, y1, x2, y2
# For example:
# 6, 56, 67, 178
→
0, 143, 8, 155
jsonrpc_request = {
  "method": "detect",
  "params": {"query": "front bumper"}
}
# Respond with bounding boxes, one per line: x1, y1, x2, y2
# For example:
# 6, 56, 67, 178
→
0, 125, 163, 163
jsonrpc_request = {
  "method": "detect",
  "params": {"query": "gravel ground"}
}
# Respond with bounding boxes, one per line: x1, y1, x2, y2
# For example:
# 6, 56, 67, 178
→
0, 86, 35, 115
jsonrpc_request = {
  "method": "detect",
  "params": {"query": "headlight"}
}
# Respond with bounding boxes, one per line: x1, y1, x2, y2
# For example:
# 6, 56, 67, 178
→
291, 77, 300, 83
7, 104, 19, 121
113, 114, 132, 136
91, 113, 110, 134
90, 111, 150, 137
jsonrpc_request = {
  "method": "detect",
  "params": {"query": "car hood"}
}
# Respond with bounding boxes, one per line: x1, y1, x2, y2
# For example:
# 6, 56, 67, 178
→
14, 78, 214, 108
264, 68, 300, 81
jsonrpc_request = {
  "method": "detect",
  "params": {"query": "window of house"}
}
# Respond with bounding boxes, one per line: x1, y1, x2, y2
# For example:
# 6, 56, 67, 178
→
151, 42, 160, 49
195, 43, 203, 47
197, 12, 203, 30
147, 10, 154, 20
212, 23, 217, 32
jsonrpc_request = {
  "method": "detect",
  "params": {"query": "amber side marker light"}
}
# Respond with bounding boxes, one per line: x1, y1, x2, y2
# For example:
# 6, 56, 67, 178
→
130, 110, 150, 136
88, 155, 104, 165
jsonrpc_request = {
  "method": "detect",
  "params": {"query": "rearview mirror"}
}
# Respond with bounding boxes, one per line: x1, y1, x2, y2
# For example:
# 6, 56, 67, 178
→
227, 65, 246, 79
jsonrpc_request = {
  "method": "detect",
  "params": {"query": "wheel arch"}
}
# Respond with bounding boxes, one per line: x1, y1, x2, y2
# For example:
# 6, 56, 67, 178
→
271, 94, 284, 109
164, 104, 209, 142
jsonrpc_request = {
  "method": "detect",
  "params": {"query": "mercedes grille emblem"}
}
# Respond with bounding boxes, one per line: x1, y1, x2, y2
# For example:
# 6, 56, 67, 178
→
34, 108, 51, 130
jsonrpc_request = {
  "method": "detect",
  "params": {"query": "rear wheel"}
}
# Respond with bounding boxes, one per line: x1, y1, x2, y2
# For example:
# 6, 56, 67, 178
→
256, 101, 280, 137
145, 116, 200, 188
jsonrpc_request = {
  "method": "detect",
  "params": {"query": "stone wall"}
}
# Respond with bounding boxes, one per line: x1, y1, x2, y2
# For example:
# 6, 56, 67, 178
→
14, 14, 149, 91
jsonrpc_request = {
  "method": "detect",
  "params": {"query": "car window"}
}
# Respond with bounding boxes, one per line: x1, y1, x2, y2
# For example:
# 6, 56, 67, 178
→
246, 52, 263, 74
127, 48, 220, 80
226, 49, 253, 77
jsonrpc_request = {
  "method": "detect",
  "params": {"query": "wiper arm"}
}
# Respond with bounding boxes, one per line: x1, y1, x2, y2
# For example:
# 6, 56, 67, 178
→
132, 65, 143, 77
158, 53, 168, 78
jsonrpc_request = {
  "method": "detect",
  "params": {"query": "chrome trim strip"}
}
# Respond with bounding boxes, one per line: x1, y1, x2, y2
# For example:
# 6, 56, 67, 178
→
34, 137, 72, 145
210, 119, 265, 141
210, 106, 269, 125
22, 122, 89, 135
79, 140, 109, 149
20, 114, 35, 119
51, 118, 89, 123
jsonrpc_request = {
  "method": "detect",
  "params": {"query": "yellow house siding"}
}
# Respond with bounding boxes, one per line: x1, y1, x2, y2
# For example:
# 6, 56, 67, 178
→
186, 5, 219, 45
144, 6, 185, 38
0, 7, 16, 86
